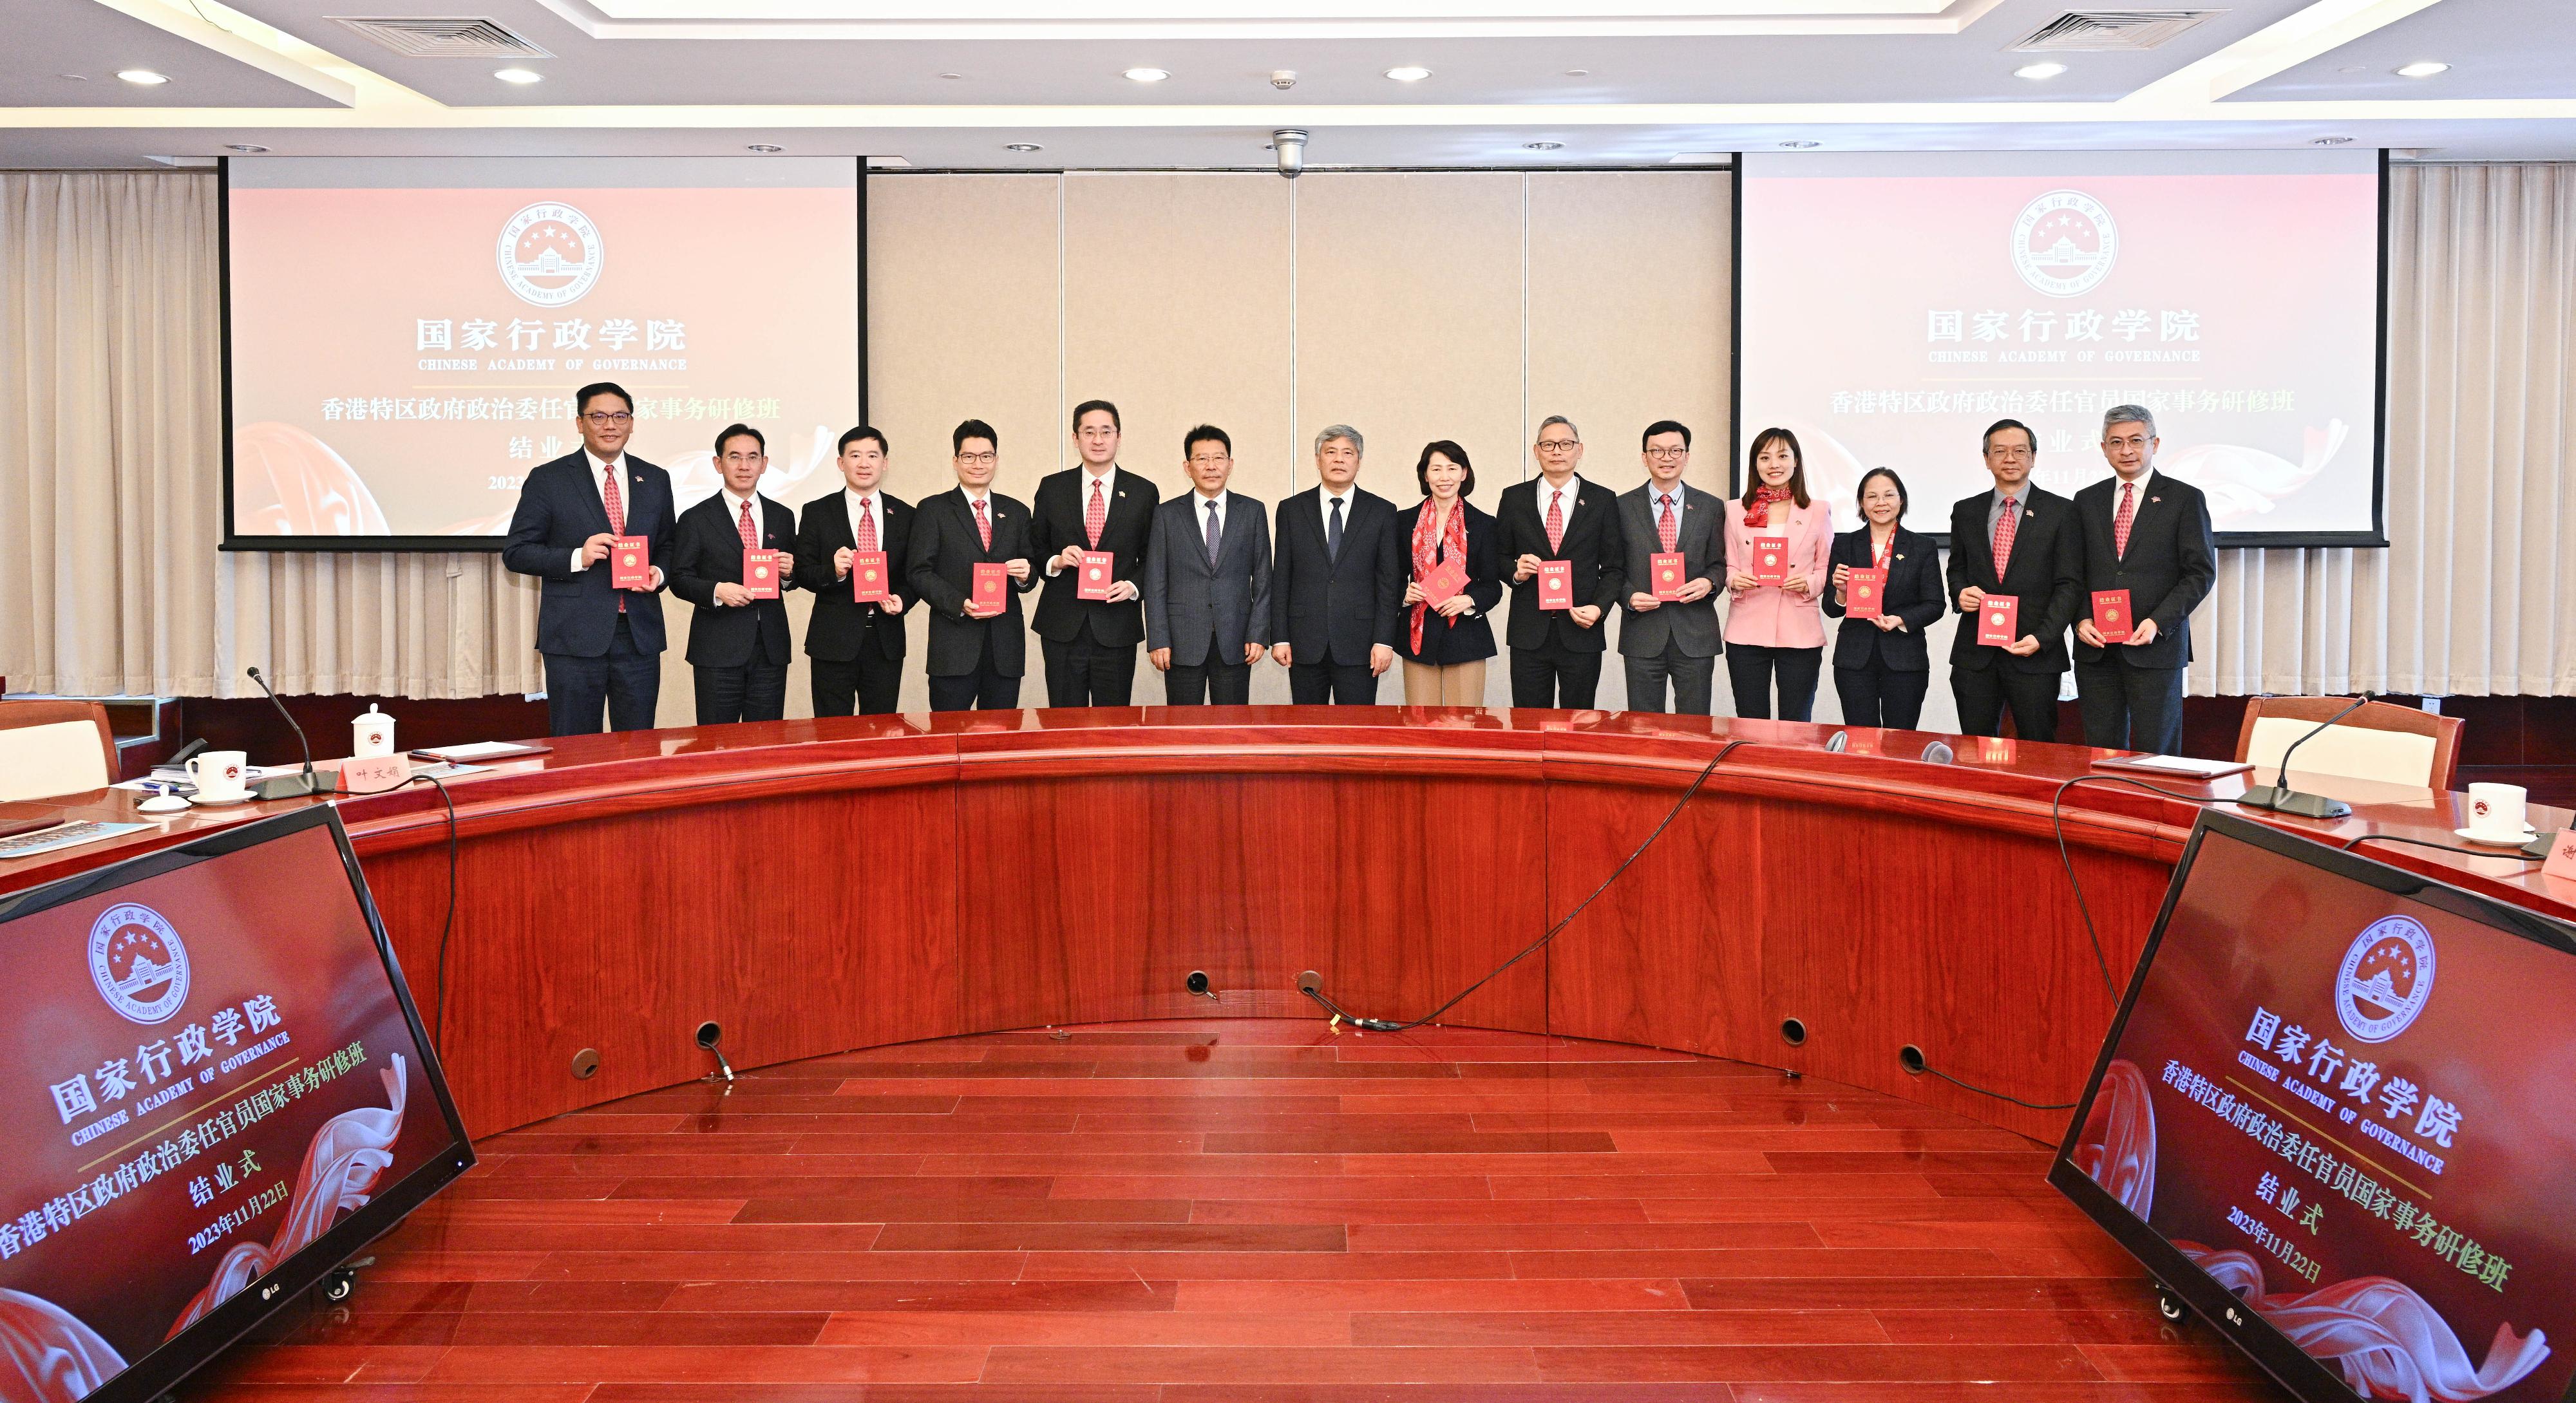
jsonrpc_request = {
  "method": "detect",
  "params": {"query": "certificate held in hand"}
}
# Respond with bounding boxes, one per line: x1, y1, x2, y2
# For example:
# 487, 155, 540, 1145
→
1419, 554, 1469, 607
1536, 560, 1573, 610
1650, 552, 1687, 601
742, 549, 784, 600
1750, 534, 1789, 585
2091, 589, 2134, 644
1976, 594, 2020, 647
609, 536, 652, 590
850, 549, 891, 603
971, 562, 1009, 614
1845, 567, 1887, 620
1077, 551, 1117, 601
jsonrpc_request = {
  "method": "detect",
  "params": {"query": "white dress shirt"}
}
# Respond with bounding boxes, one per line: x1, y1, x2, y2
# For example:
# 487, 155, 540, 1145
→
1318, 484, 1357, 539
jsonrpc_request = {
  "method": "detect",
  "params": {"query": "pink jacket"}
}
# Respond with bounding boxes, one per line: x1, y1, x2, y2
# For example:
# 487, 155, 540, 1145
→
1722, 498, 1836, 650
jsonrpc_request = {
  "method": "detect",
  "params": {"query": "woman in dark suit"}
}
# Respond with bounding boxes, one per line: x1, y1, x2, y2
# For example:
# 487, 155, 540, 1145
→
1392, 440, 1504, 705
1822, 467, 1945, 730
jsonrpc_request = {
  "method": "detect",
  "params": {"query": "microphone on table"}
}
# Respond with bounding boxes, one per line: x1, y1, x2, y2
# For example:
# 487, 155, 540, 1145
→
1824, 730, 1849, 753
2236, 693, 2369, 821
1918, 740, 1955, 765
246, 666, 337, 800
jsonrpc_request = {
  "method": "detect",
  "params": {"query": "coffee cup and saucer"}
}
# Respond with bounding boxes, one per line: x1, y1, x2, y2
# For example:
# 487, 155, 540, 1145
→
185, 751, 256, 806
2455, 782, 2537, 846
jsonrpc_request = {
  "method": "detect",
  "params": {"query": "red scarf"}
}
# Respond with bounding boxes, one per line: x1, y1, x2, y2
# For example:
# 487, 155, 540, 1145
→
1744, 484, 1792, 528
1409, 498, 1467, 653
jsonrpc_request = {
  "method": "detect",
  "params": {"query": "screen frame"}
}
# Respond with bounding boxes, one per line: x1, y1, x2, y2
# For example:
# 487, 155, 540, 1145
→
0, 804, 477, 1403
2047, 807, 2576, 1403
1728, 149, 2393, 550
217, 155, 871, 552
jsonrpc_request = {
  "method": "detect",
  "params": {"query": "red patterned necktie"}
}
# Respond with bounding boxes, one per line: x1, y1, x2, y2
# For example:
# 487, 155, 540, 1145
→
1086, 476, 1106, 549
602, 464, 627, 612
1992, 495, 2019, 579
2113, 480, 2135, 559
1657, 493, 1678, 552
972, 496, 992, 550
1545, 488, 1566, 554
737, 498, 757, 549
855, 496, 878, 552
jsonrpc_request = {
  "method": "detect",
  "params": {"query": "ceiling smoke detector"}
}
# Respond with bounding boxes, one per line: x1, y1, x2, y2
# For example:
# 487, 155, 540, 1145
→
2011, 10, 2218, 52
330, 16, 551, 59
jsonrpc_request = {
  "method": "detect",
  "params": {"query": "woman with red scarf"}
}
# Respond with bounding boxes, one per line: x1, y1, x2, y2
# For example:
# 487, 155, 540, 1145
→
1722, 426, 1835, 720
1391, 440, 1504, 705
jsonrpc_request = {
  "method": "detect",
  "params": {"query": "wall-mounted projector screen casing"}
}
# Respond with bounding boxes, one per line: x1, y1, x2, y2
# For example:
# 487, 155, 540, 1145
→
1736, 150, 2386, 546
222, 156, 864, 550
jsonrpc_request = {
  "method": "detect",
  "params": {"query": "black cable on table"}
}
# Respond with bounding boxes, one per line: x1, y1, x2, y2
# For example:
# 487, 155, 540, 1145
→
403, 771, 461, 1053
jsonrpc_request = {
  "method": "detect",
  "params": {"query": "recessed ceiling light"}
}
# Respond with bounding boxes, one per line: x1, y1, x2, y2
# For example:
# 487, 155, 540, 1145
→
746, 143, 784, 153
2311, 136, 2354, 146
1005, 142, 1043, 153
2395, 61, 2448, 78
1123, 67, 1170, 82
1524, 141, 1562, 151
1779, 140, 1821, 149
226, 143, 269, 153
493, 67, 542, 84
2014, 61, 2067, 80
1384, 65, 1432, 82
117, 70, 169, 86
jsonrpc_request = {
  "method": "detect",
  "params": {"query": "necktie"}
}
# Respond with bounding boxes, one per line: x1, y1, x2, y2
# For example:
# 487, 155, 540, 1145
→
1205, 499, 1222, 567
1657, 493, 1678, 552
602, 465, 627, 613
1545, 489, 1566, 554
1992, 495, 2020, 579
737, 498, 757, 549
2113, 480, 2136, 559
1086, 476, 1106, 549
855, 496, 877, 552
1327, 496, 1343, 561
972, 496, 991, 550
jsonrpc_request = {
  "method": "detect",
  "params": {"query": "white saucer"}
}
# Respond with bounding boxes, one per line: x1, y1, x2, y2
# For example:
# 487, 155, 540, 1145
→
2455, 825, 2536, 847
189, 793, 256, 807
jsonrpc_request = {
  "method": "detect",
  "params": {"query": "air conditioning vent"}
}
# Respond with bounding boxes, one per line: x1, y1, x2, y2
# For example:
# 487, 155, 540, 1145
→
2011, 10, 2219, 51
328, 16, 552, 59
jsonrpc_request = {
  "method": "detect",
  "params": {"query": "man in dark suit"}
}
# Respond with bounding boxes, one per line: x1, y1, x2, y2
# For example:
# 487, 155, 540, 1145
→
1945, 418, 2083, 742
1031, 399, 1154, 708
502, 381, 676, 735
2071, 405, 2217, 755
1614, 420, 1722, 713
668, 423, 797, 725
795, 426, 916, 716
1498, 415, 1624, 709
1144, 425, 1273, 705
904, 419, 1037, 711
1269, 424, 1401, 703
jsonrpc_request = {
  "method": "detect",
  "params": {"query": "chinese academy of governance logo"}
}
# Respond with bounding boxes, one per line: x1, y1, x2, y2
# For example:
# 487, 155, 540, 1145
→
88, 902, 190, 1024
2011, 189, 2119, 298
2335, 914, 2435, 1044
497, 200, 604, 308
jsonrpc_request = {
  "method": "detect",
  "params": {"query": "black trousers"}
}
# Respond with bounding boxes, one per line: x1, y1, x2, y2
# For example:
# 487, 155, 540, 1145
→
1621, 645, 1716, 715
1725, 643, 1823, 722
1952, 663, 2061, 741
1166, 638, 1253, 706
2076, 654, 2186, 755
1833, 662, 1930, 731
542, 615, 660, 735
928, 628, 1021, 712
1042, 632, 1137, 708
692, 656, 788, 726
1508, 645, 1604, 710
810, 652, 904, 717
1289, 657, 1379, 705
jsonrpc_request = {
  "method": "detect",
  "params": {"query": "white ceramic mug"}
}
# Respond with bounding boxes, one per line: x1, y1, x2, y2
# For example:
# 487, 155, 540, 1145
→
2466, 782, 2528, 838
352, 704, 396, 758
187, 750, 251, 803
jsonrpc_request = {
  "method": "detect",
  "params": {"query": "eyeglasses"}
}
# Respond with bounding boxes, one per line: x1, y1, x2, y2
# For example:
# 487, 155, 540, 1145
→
582, 411, 633, 426
1534, 439, 1578, 452
1987, 446, 2033, 459
956, 451, 998, 466
1187, 455, 1232, 466
1644, 447, 1689, 460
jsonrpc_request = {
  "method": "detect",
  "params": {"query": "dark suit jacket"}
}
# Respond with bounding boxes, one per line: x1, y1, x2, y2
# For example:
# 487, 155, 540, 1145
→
668, 491, 796, 668
1271, 485, 1406, 664
1944, 485, 2083, 674
1144, 492, 1273, 666
793, 490, 916, 664
905, 487, 1038, 679
1495, 476, 1625, 654
501, 450, 676, 657
1613, 483, 1723, 660
1821, 526, 1944, 673
1390, 500, 1506, 666
1031, 466, 1155, 649
2069, 470, 2215, 671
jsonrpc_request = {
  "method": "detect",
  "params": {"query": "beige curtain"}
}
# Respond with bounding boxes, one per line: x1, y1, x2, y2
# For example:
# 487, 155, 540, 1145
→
0, 171, 540, 701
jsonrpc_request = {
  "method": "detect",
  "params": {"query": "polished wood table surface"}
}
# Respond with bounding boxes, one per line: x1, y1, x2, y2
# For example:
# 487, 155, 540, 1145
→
8, 708, 2571, 1145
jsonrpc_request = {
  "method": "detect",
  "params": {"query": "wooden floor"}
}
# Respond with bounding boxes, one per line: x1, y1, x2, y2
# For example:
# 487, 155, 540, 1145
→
185, 1019, 2285, 1402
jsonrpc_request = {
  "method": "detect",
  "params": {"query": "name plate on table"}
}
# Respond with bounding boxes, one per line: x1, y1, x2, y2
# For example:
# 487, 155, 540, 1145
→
1976, 594, 2020, 647
2092, 589, 2134, 643
337, 753, 412, 795
1650, 552, 1687, 601
1419, 554, 1468, 607
851, 550, 891, 603
1536, 560, 1573, 610
2546, 830, 2576, 883
1077, 551, 1117, 601
743, 549, 784, 600
609, 536, 652, 590
1846, 567, 1887, 620
1750, 534, 1788, 585
971, 562, 1009, 614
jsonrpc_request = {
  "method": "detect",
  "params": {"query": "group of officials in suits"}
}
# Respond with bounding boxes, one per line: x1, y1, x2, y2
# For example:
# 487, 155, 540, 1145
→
504, 382, 2215, 757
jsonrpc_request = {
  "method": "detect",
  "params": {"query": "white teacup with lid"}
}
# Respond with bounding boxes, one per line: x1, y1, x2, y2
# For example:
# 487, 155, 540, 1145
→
352, 704, 396, 758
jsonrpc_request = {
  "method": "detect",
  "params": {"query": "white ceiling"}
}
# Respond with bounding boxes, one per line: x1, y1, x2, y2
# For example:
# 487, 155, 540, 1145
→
6, 0, 2572, 167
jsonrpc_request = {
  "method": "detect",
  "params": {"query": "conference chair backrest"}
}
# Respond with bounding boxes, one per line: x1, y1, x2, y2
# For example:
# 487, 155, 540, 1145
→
2235, 695, 2462, 792
0, 699, 120, 802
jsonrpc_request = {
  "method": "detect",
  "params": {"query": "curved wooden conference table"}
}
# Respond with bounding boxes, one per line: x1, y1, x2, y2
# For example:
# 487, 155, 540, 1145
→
9, 707, 2571, 1147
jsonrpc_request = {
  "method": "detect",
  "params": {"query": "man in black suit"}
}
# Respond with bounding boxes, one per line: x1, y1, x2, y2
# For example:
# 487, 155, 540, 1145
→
501, 381, 676, 735
904, 419, 1037, 711
1498, 415, 1624, 709
2071, 405, 2217, 755
1144, 425, 1273, 705
795, 426, 916, 717
1031, 400, 1153, 708
1269, 424, 1401, 704
1615, 420, 1723, 713
668, 423, 797, 725
1945, 418, 2083, 742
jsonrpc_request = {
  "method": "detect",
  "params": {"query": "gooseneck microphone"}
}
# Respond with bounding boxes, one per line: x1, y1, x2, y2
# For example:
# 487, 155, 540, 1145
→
246, 665, 337, 800
2235, 693, 2371, 821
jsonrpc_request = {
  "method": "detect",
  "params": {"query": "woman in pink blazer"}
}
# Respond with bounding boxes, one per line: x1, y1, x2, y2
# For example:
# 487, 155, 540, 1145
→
1722, 426, 1836, 720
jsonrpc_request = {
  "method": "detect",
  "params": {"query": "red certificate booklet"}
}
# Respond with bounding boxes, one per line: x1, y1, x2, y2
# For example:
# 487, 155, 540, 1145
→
1419, 554, 1469, 606
1845, 567, 1888, 620
1976, 594, 2021, 647
850, 549, 891, 603
971, 562, 1009, 614
1536, 560, 1573, 610
742, 549, 784, 600
2091, 589, 2134, 643
1649, 552, 1687, 601
609, 536, 651, 590
1077, 551, 1117, 601
1750, 534, 1789, 585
